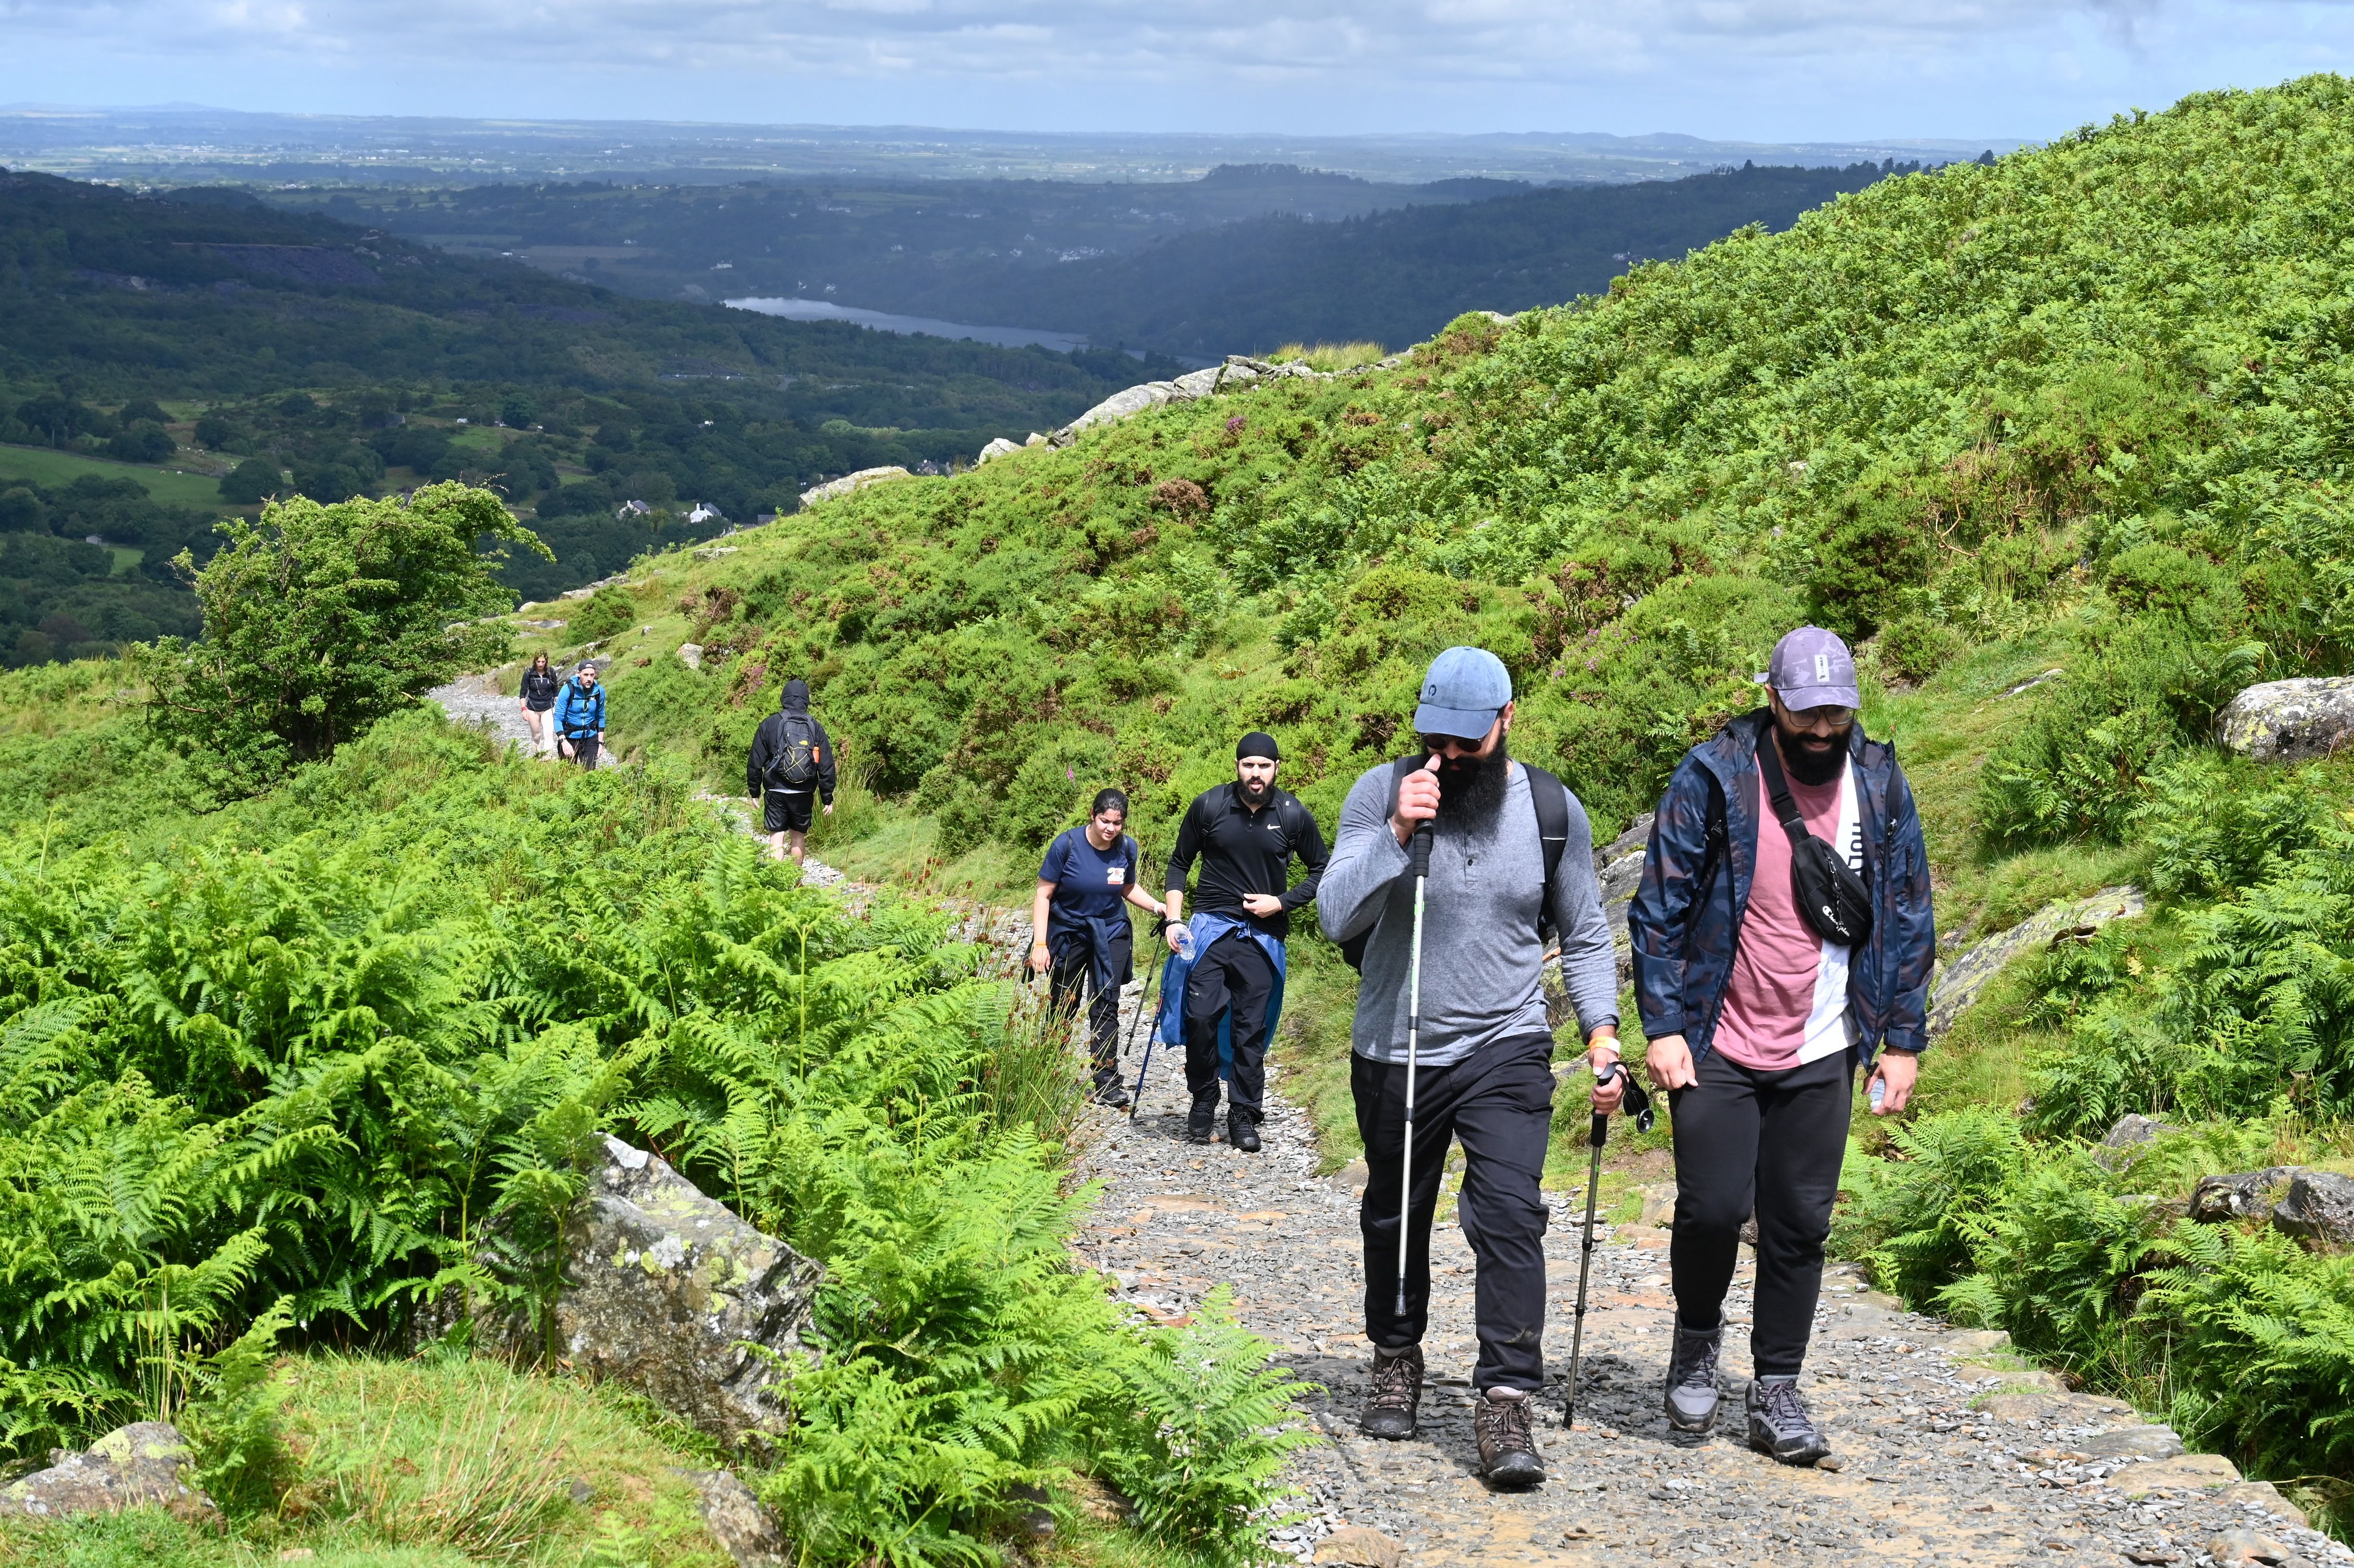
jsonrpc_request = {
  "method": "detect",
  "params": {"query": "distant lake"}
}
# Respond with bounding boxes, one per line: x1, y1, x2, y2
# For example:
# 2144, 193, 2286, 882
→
724, 297, 1087, 354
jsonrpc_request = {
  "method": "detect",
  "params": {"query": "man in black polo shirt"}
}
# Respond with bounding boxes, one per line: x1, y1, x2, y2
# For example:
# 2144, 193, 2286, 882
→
1162, 731, 1329, 1151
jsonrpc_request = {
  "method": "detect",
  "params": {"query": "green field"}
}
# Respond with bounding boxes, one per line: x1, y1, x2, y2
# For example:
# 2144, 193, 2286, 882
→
0, 442, 228, 509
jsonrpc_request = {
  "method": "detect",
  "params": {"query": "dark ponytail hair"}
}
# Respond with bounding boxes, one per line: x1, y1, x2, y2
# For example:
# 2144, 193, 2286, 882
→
1090, 788, 1130, 820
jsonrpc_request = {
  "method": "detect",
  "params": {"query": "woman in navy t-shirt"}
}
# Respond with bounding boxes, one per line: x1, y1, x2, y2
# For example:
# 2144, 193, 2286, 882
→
1029, 788, 1168, 1106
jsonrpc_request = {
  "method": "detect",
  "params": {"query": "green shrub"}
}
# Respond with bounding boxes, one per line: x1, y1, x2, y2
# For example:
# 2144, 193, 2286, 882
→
1808, 487, 1930, 639
569, 585, 637, 644
1876, 615, 1963, 682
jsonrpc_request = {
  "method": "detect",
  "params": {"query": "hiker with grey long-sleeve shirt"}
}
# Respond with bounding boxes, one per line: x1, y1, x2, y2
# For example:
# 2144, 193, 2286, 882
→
1318, 646, 1620, 1488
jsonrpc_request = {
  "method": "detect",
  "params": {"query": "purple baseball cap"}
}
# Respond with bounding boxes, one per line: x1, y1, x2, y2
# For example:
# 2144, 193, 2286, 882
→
1758, 626, 1861, 710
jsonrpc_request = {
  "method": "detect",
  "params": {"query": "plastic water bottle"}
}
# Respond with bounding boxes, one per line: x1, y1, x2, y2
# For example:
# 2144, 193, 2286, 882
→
1174, 926, 1195, 962
1869, 1077, 1888, 1113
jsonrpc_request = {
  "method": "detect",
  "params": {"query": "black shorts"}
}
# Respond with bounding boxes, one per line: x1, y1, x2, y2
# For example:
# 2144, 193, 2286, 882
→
764, 790, 816, 833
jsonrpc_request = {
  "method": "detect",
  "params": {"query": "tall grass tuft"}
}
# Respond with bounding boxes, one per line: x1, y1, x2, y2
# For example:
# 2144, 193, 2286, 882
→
1266, 341, 1388, 371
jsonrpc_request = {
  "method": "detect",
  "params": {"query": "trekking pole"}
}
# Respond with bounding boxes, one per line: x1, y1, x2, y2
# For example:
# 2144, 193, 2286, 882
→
1565, 1061, 1653, 1433
1125, 922, 1167, 1120
1394, 818, 1434, 1318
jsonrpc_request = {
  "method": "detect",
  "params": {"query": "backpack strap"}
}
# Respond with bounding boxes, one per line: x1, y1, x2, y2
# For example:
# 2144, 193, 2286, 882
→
1521, 763, 1572, 945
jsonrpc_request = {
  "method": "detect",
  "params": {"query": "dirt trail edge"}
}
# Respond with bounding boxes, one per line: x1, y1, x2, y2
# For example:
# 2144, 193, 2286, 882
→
1073, 1050, 2345, 1568
417, 690, 2338, 1568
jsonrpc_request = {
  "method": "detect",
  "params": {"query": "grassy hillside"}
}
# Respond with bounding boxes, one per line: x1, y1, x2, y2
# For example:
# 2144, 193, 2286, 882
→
471, 76, 2354, 1528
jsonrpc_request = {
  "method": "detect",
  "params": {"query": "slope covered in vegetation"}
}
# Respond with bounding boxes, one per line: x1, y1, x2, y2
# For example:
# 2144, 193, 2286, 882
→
10, 71, 2354, 1554
520, 76, 2354, 1528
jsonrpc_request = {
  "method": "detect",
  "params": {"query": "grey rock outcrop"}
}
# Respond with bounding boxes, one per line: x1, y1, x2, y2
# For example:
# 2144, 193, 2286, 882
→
2095, 1113, 2181, 1167
517, 1136, 823, 1445
677, 643, 704, 671
1926, 886, 2147, 1037
1046, 350, 1412, 448
679, 1469, 789, 1567
2190, 1167, 2301, 1224
975, 436, 1022, 465
2, 1422, 217, 1522
2216, 675, 2354, 763
798, 466, 911, 508
1594, 812, 1652, 985
2272, 1171, 2354, 1250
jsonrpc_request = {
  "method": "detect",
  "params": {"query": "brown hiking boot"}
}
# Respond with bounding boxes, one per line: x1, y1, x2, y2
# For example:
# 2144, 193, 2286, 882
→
1359, 1346, 1423, 1440
1474, 1388, 1545, 1487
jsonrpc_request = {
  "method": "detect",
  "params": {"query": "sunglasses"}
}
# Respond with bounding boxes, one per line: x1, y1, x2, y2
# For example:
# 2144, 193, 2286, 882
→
1416, 733, 1491, 757
1785, 705, 1856, 728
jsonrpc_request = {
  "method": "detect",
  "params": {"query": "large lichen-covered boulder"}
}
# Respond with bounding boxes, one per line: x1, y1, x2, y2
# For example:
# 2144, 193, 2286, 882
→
2189, 1167, 2303, 1223
1, 1422, 217, 1522
798, 466, 911, 509
541, 1136, 823, 1445
1926, 886, 2146, 1037
2215, 675, 2354, 763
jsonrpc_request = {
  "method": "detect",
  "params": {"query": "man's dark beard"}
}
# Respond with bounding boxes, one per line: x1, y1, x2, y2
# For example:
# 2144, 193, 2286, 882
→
1776, 724, 1850, 787
1436, 737, 1511, 830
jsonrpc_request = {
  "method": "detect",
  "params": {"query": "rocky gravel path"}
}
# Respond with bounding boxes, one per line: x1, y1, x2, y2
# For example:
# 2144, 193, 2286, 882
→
1069, 1044, 2346, 1568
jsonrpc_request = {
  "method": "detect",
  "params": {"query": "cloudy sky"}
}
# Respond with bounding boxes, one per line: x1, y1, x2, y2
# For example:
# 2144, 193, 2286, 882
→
5, 0, 2348, 142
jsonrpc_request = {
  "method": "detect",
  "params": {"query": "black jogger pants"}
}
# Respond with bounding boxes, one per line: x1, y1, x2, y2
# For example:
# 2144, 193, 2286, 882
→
1353, 1030, 1556, 1393
1669, 1047, 1854, 1378
1049, 927, 1130, 1089
1183, 932, 1276, 1118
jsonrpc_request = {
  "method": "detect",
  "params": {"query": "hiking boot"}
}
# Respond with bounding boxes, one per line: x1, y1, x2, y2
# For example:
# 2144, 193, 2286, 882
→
1664, 1324, 1723, 1433
1747, 1376, 1830, 1465
1359, 1346, 1423, 1440
1473, 1388, 1545, 1487
1229, 1112, 1261, 1152
1187, 1099, 1217, 1144
1092, 1079, 1132, 1110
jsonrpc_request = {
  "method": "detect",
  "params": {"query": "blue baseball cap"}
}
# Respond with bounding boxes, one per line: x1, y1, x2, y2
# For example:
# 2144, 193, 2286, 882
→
1414, 646, 1512, 740
1758, 626, 1861, 710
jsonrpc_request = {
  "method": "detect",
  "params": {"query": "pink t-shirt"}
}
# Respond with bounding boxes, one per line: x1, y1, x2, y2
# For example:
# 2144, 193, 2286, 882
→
1714, 759, 1852, 1071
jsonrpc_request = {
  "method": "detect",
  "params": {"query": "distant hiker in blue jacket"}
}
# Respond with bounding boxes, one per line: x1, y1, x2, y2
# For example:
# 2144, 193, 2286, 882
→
1029, 788, 1168, 1108
1624, 625, 1934, 1467
553, 661, 606, 770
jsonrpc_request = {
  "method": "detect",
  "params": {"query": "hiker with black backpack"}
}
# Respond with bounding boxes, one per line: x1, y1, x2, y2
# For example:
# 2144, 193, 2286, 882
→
553, 661, 606, 769
1319, 646, 1619, 1487
1161, 732, 1329, 1152
746, 678, 836, 865
1625, 626, 1933, 1466
1030, 788, 1169, 1108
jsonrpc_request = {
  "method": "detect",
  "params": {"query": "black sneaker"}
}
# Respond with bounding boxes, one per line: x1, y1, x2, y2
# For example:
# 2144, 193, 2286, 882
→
1186, 1099, 1217, 1144
1747, 1376, 1830, 1465
1229, 1113, 1261, 1152
1473, 1388, 1545, 1487
1092, 1080, 1132, 1110
1664, 1324, 1723, 1433
1359, 1347, 1423, 1440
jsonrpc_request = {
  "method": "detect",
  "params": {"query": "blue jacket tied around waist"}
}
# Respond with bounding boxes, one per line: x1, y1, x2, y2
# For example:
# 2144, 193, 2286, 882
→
1626, 710, 1935, 1072
1154, 910, 1286, 1076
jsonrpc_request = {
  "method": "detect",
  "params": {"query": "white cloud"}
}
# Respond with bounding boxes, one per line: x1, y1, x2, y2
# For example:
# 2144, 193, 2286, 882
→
2, 0, 2349, 137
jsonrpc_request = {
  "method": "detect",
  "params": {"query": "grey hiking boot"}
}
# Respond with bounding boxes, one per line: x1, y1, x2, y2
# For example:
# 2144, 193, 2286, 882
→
1664, 1324, 1723, 1433
1473, 1388, 1545, 1487
1359, 1346, 1423, 1440
1747, 1376, 1830, 1465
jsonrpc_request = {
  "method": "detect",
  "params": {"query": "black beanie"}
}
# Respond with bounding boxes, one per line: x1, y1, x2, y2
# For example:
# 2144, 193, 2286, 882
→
1236, 731, 1279, 762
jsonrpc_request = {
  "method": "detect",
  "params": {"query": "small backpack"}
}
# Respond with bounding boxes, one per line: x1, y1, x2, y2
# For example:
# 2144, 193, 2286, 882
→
766, 713, 822, 790
1338, 757, 1573, 972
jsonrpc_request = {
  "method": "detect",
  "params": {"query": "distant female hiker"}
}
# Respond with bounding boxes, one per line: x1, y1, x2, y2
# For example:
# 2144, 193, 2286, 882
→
517, 652, 560, 758
553, 660, 606, 770
746, 678, 836, 865
1030, 789, 1167, 1108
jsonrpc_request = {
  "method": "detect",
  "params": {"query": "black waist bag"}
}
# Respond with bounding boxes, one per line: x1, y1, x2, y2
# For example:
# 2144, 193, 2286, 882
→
1755, 735, 1873, 949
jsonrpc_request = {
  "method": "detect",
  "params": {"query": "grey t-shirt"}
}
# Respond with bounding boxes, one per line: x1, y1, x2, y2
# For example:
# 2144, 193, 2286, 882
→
1318, 761, 1620, 1067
